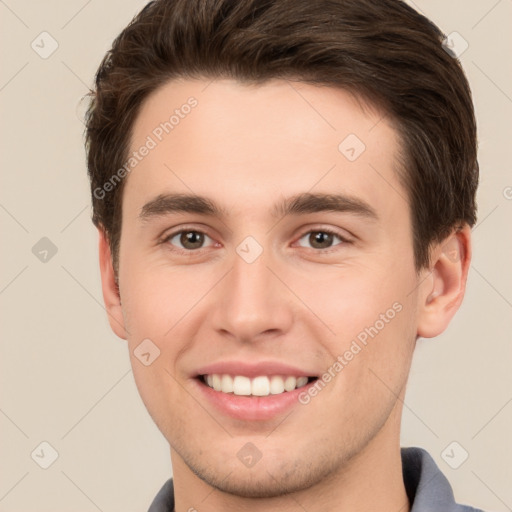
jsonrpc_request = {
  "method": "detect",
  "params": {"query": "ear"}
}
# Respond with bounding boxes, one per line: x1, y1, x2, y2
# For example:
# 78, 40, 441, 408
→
98, 227, 128, 340
416, 224, 472, 339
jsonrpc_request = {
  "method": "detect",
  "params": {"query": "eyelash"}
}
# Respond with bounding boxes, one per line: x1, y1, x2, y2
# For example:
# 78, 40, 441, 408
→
160, 226, 352, 254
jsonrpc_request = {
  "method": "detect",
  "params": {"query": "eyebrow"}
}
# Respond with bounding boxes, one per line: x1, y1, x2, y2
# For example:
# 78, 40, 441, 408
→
138, 192, 378, 222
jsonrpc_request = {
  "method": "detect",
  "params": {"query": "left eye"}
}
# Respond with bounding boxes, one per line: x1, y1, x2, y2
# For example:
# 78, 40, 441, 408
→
165, 230, 215, 250
296, 230, 346, 250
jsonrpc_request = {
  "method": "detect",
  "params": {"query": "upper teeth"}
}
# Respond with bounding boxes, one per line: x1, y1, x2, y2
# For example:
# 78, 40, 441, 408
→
204, 374, 309, 396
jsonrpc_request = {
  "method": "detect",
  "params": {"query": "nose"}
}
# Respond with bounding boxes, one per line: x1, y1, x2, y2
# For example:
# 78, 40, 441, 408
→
211, 247, 294, 343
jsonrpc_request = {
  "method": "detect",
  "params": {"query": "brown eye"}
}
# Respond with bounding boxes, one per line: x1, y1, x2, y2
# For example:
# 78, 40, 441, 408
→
297, 230, 345, 250
180, 231, 204, 249
166, 230, 213, 250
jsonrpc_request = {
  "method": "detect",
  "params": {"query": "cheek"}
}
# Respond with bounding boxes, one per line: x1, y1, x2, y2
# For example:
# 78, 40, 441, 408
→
293, 265, 410, 333
335, 293, 417, 404
119, 273, 182, 408
120, 266, 211, 391
120, 264, 195, 338
291, 263, 418, 385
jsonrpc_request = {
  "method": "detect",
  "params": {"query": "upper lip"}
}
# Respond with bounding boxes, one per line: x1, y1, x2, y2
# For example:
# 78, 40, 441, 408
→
194, 361, 318, 379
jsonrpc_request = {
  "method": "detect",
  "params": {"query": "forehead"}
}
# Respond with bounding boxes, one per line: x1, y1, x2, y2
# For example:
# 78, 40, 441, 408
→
124, 78, 405, 221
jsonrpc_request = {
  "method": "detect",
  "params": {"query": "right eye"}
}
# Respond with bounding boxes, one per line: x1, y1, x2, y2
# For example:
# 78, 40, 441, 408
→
163, 229, 216, 251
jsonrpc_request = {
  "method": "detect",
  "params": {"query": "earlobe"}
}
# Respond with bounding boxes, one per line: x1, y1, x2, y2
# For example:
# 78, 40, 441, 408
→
98, 228, 128, 340
416, 225, 472, 339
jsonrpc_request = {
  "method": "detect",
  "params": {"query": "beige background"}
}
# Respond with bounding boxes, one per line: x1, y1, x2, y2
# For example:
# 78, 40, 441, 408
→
1, 0, 511, 510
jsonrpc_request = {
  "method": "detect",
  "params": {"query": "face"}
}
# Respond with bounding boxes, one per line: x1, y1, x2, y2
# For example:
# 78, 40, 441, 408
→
108, 78, 432, 497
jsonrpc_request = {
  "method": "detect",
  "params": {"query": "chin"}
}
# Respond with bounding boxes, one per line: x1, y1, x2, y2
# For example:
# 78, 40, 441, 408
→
197, 467, 320, 498
182, 444, 345, 499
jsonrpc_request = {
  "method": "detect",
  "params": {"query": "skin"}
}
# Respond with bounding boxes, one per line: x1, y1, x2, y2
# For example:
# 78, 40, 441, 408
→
98, 78, 471, 512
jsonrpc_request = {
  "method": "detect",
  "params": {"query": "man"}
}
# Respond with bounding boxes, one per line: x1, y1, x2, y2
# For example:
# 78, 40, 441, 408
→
85, 0, 483, 510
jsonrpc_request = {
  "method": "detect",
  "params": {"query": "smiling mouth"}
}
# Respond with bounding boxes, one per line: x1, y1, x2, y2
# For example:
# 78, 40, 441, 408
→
198, 374, 318, 397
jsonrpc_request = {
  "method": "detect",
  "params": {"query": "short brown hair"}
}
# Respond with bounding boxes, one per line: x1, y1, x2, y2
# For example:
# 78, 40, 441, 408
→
85, 0, 478, 276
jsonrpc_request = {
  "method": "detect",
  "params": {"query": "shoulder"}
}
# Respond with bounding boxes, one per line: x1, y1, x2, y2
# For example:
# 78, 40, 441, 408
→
401, 446, 487, 512
148, 478, 174, 512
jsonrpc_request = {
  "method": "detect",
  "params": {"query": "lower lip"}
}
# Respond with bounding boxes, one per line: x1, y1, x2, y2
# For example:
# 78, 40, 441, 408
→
193, 377, 317, 421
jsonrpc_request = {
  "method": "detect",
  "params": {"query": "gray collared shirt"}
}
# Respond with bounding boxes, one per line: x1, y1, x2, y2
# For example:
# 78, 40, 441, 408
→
148, 447, 485, 511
